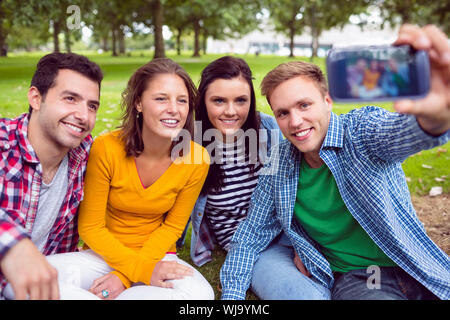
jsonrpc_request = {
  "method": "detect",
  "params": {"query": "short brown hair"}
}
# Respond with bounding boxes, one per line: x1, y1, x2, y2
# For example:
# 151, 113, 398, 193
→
119, 58, 196, 157
29, 52, 103, 113
261, 61, 328, 104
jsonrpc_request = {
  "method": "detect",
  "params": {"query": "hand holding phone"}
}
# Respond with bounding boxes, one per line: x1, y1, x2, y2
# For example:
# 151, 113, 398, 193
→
393, 24, 450, 136
326, 45, 430, 102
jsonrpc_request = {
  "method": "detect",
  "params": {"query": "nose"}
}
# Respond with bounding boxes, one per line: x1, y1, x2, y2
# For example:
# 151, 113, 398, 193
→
74, 102, 89, 123
289, 109, 304, 129
167, 99, 178, 114
223, 102, 237, 117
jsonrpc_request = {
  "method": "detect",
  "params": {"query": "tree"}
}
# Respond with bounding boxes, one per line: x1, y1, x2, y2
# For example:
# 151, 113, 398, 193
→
374, 0, 450, 35
266, 0, 305, 57
266, 0, 369, 58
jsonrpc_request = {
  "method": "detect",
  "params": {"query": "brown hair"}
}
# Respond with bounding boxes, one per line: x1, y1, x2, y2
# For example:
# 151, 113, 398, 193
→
119, 58, 196, 157
261, 61, 328, 104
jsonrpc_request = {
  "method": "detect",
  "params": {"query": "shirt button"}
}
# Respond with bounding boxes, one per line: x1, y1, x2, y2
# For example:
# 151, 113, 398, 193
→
4, 143, 10, 149
198, 212, 202, 216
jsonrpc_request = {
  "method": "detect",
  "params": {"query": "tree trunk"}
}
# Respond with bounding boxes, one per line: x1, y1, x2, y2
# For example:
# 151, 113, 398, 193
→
0, 27, 7, 57
102, 35, 108, 51
289, 24, 295, 58
152, 0, 165, 59
309, 3, 317, 60
192, 19, 201, 57
176, 27, 182, 56
0, 3, 7, 57
53, 20, 61, 53
111, 27, 118, 56
202, 30, 207, 55
64, 27, 71, 53
118, 27, 125, 54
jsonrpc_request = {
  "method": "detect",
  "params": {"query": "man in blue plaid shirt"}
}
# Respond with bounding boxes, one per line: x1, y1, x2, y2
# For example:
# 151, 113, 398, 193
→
220, 25, 450, 300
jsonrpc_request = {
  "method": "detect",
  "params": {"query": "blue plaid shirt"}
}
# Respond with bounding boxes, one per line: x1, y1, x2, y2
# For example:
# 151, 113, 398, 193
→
220, 106, 450, 300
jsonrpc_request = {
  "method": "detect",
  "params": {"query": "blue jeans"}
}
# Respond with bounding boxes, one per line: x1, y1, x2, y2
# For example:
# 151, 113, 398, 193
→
332, 267, 439, 300
251, 234, 331, 300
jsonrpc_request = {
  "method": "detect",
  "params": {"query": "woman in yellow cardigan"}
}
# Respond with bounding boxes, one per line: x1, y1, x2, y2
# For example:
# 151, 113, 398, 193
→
46, 58, 214, 300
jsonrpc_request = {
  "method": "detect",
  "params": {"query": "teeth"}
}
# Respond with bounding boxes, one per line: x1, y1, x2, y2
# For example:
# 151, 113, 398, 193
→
295, 129, 310, 137
222, 120, 237, 123
64, 122, 83, 132
161, 119, 178, 124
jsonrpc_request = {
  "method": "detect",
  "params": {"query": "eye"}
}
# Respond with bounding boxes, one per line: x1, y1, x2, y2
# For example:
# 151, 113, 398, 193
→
155, 96, 167, 102
65, 96, 76, 102
236, 97, 248, 104
276, 110, 288, 118
299, 102, 310, 109
178, 98, 188, 104
89, 104, 99, 111
213, 98, 225, 104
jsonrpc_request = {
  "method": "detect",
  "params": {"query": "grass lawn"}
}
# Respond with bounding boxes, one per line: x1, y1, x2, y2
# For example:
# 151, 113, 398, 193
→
1, 51, 448, 299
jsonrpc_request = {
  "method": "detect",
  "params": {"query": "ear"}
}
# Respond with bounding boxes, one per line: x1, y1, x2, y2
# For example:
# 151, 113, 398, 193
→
28, 86, 42, 112
135, 100, 142, 113
324, 93, 333, 111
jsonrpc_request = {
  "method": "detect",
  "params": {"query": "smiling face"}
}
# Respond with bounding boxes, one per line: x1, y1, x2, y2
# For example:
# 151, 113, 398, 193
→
28, 68, 100, 152
204, 77, 251, 139
136, 73, 189, 143
270, 76, 332, 158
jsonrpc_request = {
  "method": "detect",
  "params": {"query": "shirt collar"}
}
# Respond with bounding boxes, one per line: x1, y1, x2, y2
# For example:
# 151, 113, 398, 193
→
321, 112, 344, 149
17, 113, 40, 164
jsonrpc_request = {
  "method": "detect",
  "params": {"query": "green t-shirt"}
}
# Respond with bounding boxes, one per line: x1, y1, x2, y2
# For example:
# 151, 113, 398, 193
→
294, 158, 396, 273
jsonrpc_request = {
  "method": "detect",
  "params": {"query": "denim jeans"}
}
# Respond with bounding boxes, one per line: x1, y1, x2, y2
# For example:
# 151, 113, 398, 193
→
251, 235, 439, 300
332, 266, 439, 300
251, 234, 331, 300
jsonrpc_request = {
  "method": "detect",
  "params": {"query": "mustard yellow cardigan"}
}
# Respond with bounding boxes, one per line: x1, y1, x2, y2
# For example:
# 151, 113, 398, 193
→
78, 130, 209, 287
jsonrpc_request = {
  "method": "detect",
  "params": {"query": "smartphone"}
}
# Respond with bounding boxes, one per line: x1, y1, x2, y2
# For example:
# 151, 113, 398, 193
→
326, 45, 430, 102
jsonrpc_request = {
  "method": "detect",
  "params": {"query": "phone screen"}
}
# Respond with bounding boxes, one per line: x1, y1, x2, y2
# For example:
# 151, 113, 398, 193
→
328, 45, 427, 101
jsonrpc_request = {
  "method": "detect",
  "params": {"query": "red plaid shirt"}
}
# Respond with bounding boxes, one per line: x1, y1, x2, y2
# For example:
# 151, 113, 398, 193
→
0, 113, 92, 295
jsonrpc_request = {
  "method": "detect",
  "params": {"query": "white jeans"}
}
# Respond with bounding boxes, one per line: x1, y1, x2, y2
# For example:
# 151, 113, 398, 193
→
4, 250, 214, 300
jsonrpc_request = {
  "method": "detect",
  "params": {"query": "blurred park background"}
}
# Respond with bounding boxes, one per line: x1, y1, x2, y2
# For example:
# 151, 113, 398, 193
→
0, 0, 449, 299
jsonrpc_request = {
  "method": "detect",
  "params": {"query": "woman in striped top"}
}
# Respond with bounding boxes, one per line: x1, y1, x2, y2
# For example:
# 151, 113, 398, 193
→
188, 56, 282, 266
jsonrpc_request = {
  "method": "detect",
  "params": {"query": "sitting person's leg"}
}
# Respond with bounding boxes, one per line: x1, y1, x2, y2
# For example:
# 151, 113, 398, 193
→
46, 249, 112, 299
251, 234, 330, 300
331, 266, 439, 300
115, 253, 215, 300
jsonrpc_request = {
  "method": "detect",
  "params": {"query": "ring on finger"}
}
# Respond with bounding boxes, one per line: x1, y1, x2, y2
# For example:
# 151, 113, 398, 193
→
101, 289, 110, 299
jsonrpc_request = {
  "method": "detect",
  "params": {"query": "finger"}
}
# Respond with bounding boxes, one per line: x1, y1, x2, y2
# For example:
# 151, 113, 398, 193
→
394, 24, 430, 49
40, 281, 50, 300
50, 279, 60, 300
422, 25, 450, 65
11, 284, 28, 300
29, 283, 40, 300
158, 280, 174, 289
393, 99, 418, 115
89, 277, 106, 293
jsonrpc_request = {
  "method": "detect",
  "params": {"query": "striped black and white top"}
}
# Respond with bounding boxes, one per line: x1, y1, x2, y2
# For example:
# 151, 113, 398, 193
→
205, 140, 262, 251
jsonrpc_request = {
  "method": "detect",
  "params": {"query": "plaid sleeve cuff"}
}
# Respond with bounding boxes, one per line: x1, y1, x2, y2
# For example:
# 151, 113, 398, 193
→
0, 218, 29, 260
221, 288, 247, 300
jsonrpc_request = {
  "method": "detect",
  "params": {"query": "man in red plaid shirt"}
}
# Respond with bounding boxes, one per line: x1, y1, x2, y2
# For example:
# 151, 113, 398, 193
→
0, 52, 103, 299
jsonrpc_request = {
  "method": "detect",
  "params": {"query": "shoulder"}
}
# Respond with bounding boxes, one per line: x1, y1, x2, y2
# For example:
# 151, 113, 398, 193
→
0, 113, 27, 151
89, 130, 127, 162
184, 140, 210, 166
258, 111, 278, 130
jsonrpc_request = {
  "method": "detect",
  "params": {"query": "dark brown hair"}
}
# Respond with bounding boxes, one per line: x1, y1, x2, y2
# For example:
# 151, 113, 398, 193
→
195, 56, 261, 194
119, 58, 196, 157
29, 52, 103, 113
